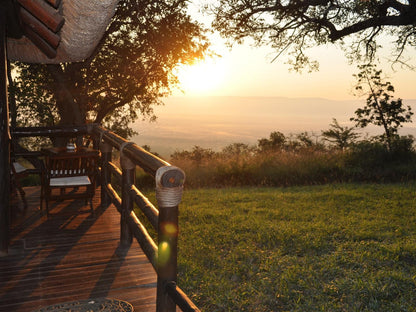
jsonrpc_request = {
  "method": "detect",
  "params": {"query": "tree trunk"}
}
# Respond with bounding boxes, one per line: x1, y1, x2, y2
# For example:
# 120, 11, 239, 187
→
365, 73, 392, 152
46, 64, 84, 146
46, 64, 83, 125
373, 98, 392, 151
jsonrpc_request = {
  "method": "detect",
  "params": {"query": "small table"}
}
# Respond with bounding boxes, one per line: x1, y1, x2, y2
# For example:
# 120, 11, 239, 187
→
42, 146, 100, 158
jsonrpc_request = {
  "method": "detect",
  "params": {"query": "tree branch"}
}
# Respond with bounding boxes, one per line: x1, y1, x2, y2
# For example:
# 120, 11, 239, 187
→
329, 14, 415, 41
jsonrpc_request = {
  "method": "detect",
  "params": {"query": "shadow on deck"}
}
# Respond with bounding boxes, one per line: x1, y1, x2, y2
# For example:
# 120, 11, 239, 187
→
0, 186, 157, 312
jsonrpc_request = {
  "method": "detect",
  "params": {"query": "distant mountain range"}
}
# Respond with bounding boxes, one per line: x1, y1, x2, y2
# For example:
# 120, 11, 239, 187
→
131, 96, 416, 157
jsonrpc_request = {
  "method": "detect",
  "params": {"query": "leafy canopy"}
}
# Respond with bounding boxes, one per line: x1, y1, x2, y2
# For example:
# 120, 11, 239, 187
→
322, 118, 359, 150
350, 64, 413, 150
211, 0, 416, 70
12, 0, 209, 138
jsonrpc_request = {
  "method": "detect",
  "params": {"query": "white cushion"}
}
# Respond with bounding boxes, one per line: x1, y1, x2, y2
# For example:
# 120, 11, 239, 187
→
13, 162, 27, 174
50, 176, 91, 187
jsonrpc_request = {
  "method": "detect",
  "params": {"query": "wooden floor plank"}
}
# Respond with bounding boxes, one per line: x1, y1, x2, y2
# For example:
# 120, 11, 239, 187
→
1, 186, 157, 312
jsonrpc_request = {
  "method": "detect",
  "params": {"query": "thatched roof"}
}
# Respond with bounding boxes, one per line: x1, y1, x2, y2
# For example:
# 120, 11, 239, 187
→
7, 0, 120, 64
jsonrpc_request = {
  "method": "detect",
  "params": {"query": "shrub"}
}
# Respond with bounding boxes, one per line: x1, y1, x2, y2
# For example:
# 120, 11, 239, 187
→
169, 137, 416, 188
344, 137, 416, 182
171, 148, 346, 188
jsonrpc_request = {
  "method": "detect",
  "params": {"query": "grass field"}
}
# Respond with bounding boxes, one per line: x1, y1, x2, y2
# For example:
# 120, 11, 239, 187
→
166, 183, 416, 311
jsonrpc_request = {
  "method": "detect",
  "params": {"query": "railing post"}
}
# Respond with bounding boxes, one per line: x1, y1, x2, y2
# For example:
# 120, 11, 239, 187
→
100, 142, 112, 208
155, 166, 185, 312
120, 151, 135, 247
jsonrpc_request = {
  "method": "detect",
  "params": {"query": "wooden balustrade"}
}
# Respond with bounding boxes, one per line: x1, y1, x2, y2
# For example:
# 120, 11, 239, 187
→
10, 124, 200, 312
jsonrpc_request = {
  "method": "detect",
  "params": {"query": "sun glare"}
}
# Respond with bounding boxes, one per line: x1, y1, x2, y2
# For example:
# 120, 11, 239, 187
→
175, 57, 227, 95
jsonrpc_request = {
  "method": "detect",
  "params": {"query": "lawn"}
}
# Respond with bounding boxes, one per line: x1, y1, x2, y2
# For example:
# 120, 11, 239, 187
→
172, 183, 416, 311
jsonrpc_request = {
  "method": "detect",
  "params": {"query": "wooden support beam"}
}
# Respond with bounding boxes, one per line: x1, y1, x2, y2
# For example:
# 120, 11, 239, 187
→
100, 142, 113, 208
0, 7, 10, 256
12, 124, 92, 137
120, 153, 135, 247
155, 168, 185, 312
156, 204, 179, 312
20, 7, 60, 48
45, 0, 61, 9
17, 0, 64, 32
5, 0, 23, 39
22, 24, 57, 59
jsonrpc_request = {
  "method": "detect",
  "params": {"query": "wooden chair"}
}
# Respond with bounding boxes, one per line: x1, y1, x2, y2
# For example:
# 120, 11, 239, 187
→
11, 161, 29, 211
41, 148, 100, 217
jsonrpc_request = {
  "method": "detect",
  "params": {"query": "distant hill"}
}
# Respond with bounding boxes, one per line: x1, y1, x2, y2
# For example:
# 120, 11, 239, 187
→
131, 96, 416, 158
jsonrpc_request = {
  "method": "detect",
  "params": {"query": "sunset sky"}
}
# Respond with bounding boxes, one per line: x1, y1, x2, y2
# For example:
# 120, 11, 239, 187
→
134, 1, 416, 156
173, 2, 416, 101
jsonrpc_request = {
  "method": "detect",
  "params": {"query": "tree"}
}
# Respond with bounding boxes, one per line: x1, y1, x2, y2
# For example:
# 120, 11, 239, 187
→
170, 145, 216, 165
211, 0, 416, 70
296, 132, 314, 148
257, 131, 286, 152
222, 143, 253, 156
221, 142, 255, 162
322, 118, 359, 151
350, 64, 413, 151
12, 0, 209, 138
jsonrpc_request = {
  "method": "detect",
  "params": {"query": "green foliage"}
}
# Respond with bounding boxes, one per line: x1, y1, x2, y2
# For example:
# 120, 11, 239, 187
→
221, 143, 255, 159
295, 131, 314, 148
322, 118, 359, 150
257, 131, 286, 152
176, 184, 416, 311
344, 136, 416, 181
256, 131, 325, 153
390, 135, 415, 158
171, 145, 217, 166
169, 132, 416, 188
350, 64, 413, 150
11, 0, 209, 137
346, 140, 391, 168
11, 63, 58, 127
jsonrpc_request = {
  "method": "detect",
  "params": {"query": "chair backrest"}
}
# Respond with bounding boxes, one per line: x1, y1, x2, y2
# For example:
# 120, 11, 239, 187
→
46, 154, 98, 179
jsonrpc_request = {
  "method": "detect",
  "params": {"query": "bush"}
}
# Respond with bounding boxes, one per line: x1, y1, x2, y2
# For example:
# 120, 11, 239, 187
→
171, 148, 346, 188
344, 137, 416, 182
169, 137, 416, 188
390, 135, 415, 160
345, 141, 391, 170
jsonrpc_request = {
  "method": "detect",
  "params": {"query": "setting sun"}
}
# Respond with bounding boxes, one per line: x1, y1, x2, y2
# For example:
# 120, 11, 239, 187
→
175, 57, 227, 95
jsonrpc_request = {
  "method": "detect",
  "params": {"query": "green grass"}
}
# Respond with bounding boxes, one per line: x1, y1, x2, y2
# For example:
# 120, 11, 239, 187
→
167, 183, 416, 311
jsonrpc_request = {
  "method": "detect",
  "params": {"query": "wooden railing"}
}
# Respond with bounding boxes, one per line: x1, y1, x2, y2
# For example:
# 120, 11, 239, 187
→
11, 124, 201, 312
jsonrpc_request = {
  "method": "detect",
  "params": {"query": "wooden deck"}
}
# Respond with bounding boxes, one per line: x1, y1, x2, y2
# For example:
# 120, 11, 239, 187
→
0, 186, 157, 312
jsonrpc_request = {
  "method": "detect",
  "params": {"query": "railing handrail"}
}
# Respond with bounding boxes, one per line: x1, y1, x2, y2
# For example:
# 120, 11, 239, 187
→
10, 124, 200, 312
95, 125, 199, 312
92, 125, 170, 177
11, 124, 94, 137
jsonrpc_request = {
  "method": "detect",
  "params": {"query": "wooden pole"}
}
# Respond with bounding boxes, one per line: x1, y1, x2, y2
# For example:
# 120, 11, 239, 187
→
0, 8, 10, 256
156, 205, 179, 312
120, 152, 135, 247
100, 142, 112, 208
155, 167, 185, 312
